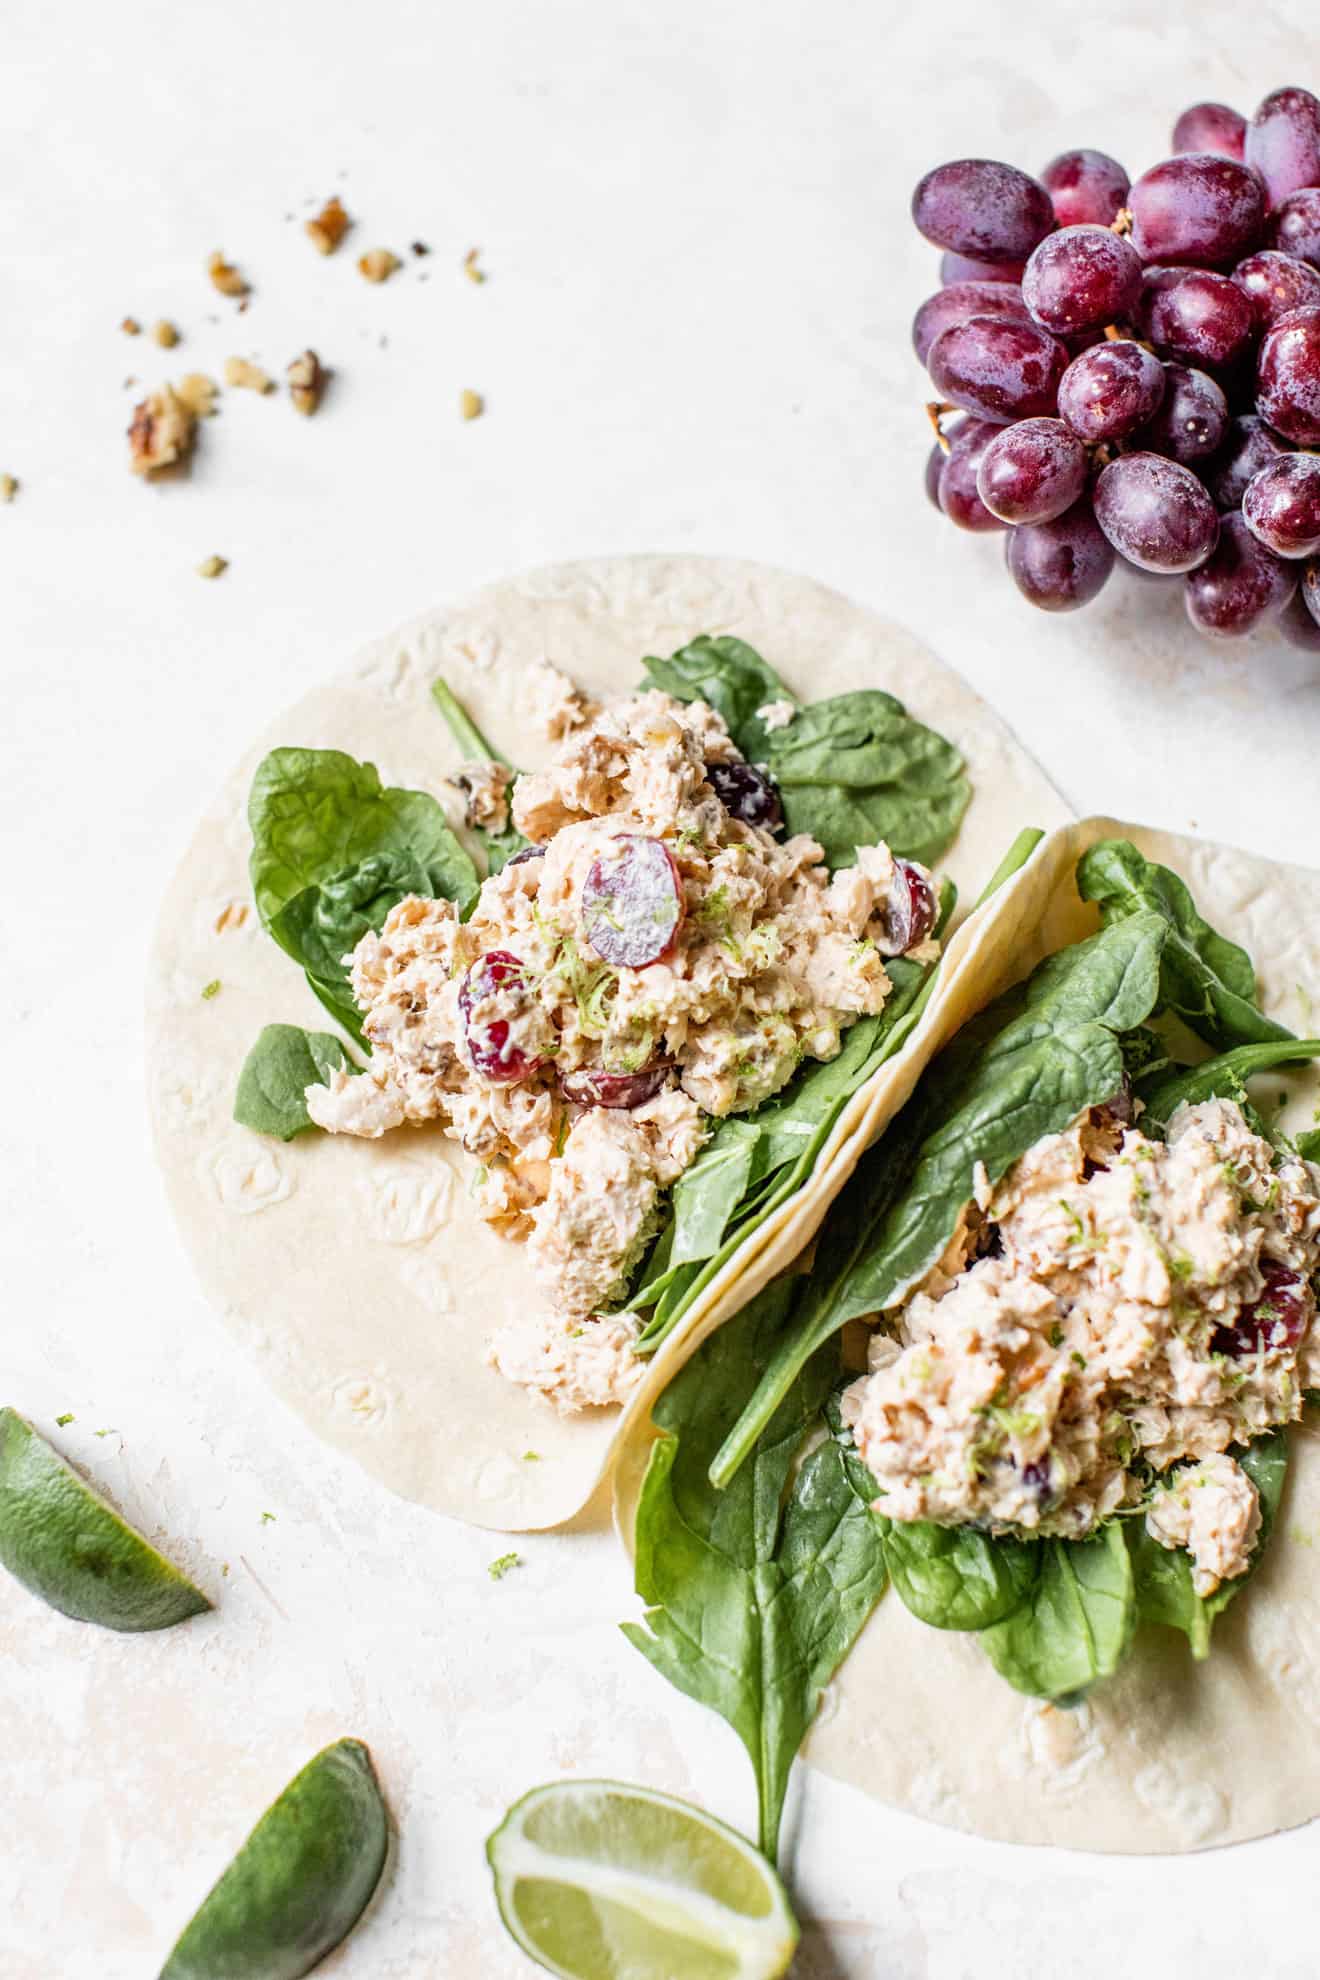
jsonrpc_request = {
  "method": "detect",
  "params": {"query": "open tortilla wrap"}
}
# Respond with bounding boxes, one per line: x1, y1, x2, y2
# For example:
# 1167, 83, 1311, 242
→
614, 815, 1320, 1851
146, 553, 1067, 1531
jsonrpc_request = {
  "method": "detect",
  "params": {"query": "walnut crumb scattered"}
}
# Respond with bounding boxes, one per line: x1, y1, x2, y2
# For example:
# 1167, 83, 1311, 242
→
357, 247, 401, 284
223, 356, 275, 394
207, 251, 250, 298
0, 474, 17, 503
128, 385, 197, 476
197, 554, 228, 579
152, 319, 180, 348
306, 196, 351, 256
176, 373, 219, 417
460, 388, 484, 421
462, 247, 487, 284
287, 348, 325, 415
410, 240, 431, 257
120, 316, 141, 335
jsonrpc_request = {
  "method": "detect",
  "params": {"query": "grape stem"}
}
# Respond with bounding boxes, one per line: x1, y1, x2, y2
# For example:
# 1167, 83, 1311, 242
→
925, 400, 956, 453
1110, 205, 1133, 237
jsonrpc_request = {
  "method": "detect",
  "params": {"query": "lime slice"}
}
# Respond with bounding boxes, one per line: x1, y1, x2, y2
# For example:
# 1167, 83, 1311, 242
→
159, 1738, 390, 1980
487, 1780, 799, 1980
0, 1407, 210, 1632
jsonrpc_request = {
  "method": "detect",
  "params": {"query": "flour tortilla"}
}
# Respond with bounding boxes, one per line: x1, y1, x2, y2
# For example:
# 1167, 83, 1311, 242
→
147, 554, 1067, 1532
615, 815, 1320, 1852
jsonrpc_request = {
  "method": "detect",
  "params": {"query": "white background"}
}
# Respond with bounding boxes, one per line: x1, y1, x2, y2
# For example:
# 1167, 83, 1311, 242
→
4, 1, 1319, 1974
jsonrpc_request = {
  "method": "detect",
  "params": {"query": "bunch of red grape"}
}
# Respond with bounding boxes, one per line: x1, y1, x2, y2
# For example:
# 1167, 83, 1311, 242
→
913, 87, 1320, 649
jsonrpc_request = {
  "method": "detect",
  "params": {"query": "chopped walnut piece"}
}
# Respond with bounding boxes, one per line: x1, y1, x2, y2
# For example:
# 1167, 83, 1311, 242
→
305, 196, 351, 255
128, 385, 197, 476
411, 239, 431, 257
176, 373, 219, 418
120, 316, 141, 335
153, 319, 180, 348
357, 247, 402, 284
460, 388, 484, 421
207, 251, 250, 298
0, 474, 17, 503
197, 554, 228, 579
462, 247, 487, 284
223, 356, 275, 394
287, 348, 325, 415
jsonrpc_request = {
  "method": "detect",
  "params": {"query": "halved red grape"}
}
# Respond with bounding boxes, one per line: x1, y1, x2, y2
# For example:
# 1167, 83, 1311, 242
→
1268, 187, 1320, 266
1184, 511, 1296, 636
1005, 498, 1115, 611
706, 758, 783, 830
912, 159, 1054, 261
508, 843, 547, 865
1021, 225, 1143, 336
1093, 452, 1220, 572
1245, 87, 1320, 211
1242, 452, 1320, 557
928, 316, 1068, 423
880, 860, 937, 953
1039, 149, 1129, 227
1129, 154, 1265, 267
559, 1063, 670, 1109
459, 950, 548, 1083
912, 280, 1031, 365
975, 417, 1088, 524
1057, 339, 1165, 442
1138, 265, 1255, 370
939, 249, 1027, 286
1279, 585, 1320, 650
1233, 250, 1320, 332
1172, 103, 1247, 161
1203, 413, 1289, 508
1137, 364, 1228, 462
937, 417, 1007, 531
1211, 1261, 1313, 1357
1257, 306, 1320, 443
581, 835, 684, 968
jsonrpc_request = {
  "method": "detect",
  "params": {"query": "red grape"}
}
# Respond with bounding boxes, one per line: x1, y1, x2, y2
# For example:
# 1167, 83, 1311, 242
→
559, 1064, 670, 1109
1278, 584, 1320, 650
1233, 249, 1320, 331
937, 417, 1007, 531
912, 159, 1055, 260
1257, 306, 1320, 443
924, 442, 945, 509
1184, 511, 1296, 636
1305, 559, 1320, 625
1203, 413, 1289, 508
1242, 452, 1320, 557
1211, 1262, 1313, 1356
1245, 87, 1320, 211
1129, 153, 1265, 266
1093, 452, 1219, 572
927, 315, 1068, 422
1057, 339, 1165, 442
1021, 225, 1143, 335
975, 416, 1088, 524
1172, 103, 1247, 161
705, 758, 783, 830
1137, 363, 1228, 461
912, 280, 1031, 365
939, 249, 1027, 285
881, 860, 937, 952
581, 836, 685, 968
459, 952, 549, 1083
1138, 264, 1255, 370
1005, 498, 1115, 610
1268, 187, 1320, 266
1039, 149, 1130, 227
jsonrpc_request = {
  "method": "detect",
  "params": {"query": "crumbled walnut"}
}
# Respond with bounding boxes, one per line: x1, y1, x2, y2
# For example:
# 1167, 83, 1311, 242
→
357, 248, 401, 283
176, 373, 219, 417
460, 388, 484, 421
306, 196, 351, 255
411, 240, 431, 257
223, 356, 275, 394
120, 316, 141, 335
153, 319, 180, 348
287, 348, 325, 415
462, 247, 487, 284
0, 474, 17, 503
207, 251, 250, 298
128, 385, 197, 476
197, 554, 228, 579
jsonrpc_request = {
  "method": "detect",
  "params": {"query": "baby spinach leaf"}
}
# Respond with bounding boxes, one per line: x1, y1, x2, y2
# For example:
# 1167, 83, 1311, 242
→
977, 1524, 1135, 1702
1138, 1040, 1320, 1136
622, 1286, 887, 1864
640, 635, 788, 756
668, 1121, 762, 1269
1077, 839, 1292, 1051
429, 675, 529, 874
1298, 1129, 1320, 1163
233, 1025, 356, 1141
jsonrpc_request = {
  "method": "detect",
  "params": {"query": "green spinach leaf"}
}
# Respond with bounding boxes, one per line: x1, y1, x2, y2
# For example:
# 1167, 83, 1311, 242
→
1138, 1040, 1320, 1136
429, 675, 529, 873
977, 1524, 1135, 1701
640, 635, 788, 758
1077, 839, 1293, 1050
1298, 1129, 1320, 1163
233, 1025, 356, 1141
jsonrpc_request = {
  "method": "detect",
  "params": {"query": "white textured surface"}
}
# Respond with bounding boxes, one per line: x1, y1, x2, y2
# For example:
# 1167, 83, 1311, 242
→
3, 2, 1320, 1976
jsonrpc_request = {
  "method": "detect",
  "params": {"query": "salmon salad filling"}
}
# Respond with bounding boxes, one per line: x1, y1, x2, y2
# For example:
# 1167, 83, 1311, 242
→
841, 1095, 1320, 1595
307, 671, 942, 1408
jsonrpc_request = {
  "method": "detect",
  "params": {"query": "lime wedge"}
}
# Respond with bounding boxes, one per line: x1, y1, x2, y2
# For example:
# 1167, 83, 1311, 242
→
487, 1780, 799, 1980
159, 1738, 390, 1980
0, 1407, 210, 1632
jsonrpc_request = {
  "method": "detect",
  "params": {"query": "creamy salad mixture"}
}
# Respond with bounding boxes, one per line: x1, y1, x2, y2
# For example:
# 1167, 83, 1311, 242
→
842, 1095, 1320, 1594
309, 667, 940, 1408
